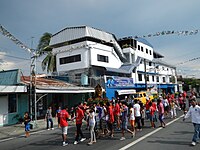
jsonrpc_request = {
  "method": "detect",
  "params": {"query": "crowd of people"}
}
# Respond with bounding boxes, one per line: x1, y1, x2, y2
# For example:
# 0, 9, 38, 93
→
24, 91, 200, 147
54, 91, 199, 146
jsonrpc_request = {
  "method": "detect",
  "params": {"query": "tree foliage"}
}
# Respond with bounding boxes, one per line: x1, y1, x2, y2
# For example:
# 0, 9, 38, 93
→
37, 32, 56, 73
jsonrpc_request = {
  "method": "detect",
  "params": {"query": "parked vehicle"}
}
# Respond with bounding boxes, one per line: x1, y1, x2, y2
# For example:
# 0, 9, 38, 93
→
133, 91, 154, 104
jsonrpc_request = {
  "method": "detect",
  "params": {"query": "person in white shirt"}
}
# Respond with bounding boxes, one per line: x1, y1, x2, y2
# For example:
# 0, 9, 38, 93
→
129, 104, 135, 137
134, 100, 142, 131
88, 107, 96, 145
184, 99, 200, 146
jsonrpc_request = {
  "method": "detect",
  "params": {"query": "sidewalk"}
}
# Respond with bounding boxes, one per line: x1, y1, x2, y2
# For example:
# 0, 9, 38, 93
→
0, 118, 75, 140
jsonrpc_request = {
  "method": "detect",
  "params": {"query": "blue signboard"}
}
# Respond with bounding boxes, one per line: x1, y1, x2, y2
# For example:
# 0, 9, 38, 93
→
106, 76, 134, 87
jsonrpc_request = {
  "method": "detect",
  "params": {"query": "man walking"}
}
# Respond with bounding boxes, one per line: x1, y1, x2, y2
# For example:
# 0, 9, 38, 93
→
74, 105, 86, 145
120, 102, 134, 140
45, 107, 54, 130
134, 100, 142, 131
157, 98, 166, 128
183, 99, 200, 146
58, 106, 70, 146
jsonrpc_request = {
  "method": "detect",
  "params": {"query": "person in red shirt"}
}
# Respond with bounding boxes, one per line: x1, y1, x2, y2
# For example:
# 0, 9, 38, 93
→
145, 99, 150, 120
106, 102, 114, 137
74, 105, 86, 145
149, 102, 156, 128
114, 100, 120, 130
152, 100, 158, 122
58, 106, 70, 146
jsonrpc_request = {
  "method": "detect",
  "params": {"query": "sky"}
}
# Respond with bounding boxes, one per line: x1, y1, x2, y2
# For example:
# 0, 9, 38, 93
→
0, 0, 200, 78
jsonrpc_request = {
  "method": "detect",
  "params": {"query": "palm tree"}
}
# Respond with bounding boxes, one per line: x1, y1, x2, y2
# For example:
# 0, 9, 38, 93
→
37, 32, 56, 73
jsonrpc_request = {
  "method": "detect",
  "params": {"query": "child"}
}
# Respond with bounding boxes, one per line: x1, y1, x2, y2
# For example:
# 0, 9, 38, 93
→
88, 107, 96, 145
24, 112, 31, 138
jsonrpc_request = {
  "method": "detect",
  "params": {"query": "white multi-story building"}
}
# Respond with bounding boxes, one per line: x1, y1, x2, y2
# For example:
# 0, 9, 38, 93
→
50, 26, 177, 99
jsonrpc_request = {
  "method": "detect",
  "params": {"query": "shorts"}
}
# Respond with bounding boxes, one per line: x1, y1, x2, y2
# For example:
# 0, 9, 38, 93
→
121, 121, 128, 130
25, 124, 30, 131
61, 126, 68, 135
149, 115, 154, 122
164, 106, 169, 111
114, 114, 120, 122
159, 114, 164, 121
101, 119, 107, 129
129, 120, 135, 126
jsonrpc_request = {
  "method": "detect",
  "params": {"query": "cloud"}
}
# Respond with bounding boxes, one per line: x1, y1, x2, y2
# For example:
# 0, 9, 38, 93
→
1, 0, 200, 77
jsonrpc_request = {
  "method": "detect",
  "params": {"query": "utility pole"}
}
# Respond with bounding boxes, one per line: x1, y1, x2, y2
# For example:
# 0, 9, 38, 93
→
0, 25, 37, 123
144, 59, 148, 91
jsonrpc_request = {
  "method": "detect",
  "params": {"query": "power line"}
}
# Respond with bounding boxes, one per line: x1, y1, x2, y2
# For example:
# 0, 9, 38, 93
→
0, 51, 43, 62
0, 52, 30, 60
136, 29, 199, 38
176, 56, 200, 66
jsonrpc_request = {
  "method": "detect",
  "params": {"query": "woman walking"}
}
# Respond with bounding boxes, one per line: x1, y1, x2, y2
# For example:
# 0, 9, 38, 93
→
24, 112, 31, 138
87, 107, 96, 145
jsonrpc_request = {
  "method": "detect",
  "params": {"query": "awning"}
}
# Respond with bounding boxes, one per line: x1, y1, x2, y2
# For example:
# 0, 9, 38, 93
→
117, 89, 136, 95
36, 89, 95, 94
0, 85, 27, 93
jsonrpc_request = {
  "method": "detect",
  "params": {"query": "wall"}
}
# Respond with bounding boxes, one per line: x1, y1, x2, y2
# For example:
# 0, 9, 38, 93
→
0, 96, 8, 126
8, 94, 29, 125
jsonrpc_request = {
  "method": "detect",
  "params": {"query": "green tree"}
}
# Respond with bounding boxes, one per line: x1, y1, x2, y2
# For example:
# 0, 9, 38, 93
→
37, 32, 56, 73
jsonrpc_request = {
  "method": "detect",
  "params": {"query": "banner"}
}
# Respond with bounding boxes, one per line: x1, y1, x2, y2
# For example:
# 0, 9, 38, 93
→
106, 76, 134, 87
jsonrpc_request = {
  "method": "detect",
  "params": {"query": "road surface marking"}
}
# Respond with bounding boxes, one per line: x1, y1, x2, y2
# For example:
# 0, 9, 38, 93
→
0, 137, 15, 143
119, 115, 184, 150
0, 126, 73, 143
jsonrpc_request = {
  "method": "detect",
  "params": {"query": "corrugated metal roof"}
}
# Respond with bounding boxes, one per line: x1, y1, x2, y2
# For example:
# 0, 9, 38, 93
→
50, 26, 116, 46
50, 25, 127, 61
21, 76, 95, 93
21, 76, 75, 87
0, 69, 20, 85
36, 89, 95, 93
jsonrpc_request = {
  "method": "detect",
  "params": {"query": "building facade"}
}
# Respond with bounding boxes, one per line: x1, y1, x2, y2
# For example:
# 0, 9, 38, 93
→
0, 69, 28, 126
50, 26, 177, 100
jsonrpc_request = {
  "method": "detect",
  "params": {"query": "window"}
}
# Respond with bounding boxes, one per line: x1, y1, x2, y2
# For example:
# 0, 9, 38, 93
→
8, 94, 17, 113
146, 75, 149, 81
75, 73, 81, 79
97, 54, 109, 63
149, 50, 152, 55
152, 76, 155, 82
146, 48, 148, 54
163, 77, 166, 82
141, 46, 144, 52
149, 62, 152, 66
156, 76, 159, 82
138, 45, 140, 50
60, 54, 81, 65
138, 74, 142, 81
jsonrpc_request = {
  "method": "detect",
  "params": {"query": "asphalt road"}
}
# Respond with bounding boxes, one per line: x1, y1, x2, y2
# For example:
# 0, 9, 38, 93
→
0, 99, 200, 150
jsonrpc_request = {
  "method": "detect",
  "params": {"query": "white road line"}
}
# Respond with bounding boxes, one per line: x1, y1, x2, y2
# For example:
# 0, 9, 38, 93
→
0, 137, 15, 143
119, 115, 184, 150
0, 126, 73, 143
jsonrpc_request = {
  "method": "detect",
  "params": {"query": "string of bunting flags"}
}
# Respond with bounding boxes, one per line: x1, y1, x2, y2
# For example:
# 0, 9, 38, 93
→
135, 29, 199, 38
176, 56, 200, 66
133, 29, 200, 66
